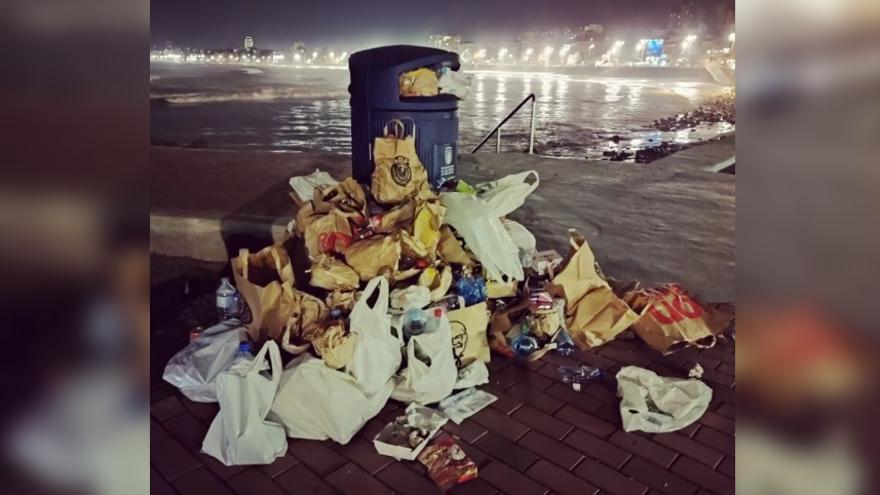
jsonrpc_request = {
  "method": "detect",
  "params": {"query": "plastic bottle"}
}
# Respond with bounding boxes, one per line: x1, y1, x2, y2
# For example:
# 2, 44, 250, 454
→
558, 365, 601, 391
233, 341, 254, 365
553, 328, 576, 356
424, 307, 445, 334
402, 308, 428, 339
511, 333, 539, 356
216, 277, 238, 322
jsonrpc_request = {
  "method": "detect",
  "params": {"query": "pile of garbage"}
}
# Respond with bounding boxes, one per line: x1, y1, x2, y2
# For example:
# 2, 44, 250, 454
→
162, 146, 733, 487
399, 66, 473, 100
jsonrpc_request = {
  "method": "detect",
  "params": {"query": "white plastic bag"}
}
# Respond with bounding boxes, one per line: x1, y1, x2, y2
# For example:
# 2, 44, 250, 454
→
616, 366, 713, 433
162, 320, 245, 403
269, 354, 392, 444
392, 310, 457, 405
438, 70, 474, 100
390, 285, 432, 312
202, 341, 287, 466
454, 360, 489, 389
476, 170, 539, 218
345, 277, 402, 395
441, 192, 524, 282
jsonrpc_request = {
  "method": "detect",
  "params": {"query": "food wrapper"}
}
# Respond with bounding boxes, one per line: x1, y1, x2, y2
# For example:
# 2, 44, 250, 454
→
413, 199, 446, 257
311, 320, 359, 369
417, 434, 478, 491
302, 208, 355, 260
309, 254, 360, 291
375, 199, 416, 234
326, 289, 357, 312
344, 234, 401, 281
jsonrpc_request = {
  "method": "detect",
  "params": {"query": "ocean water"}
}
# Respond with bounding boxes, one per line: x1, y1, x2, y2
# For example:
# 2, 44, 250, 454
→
150, 63, 733, 158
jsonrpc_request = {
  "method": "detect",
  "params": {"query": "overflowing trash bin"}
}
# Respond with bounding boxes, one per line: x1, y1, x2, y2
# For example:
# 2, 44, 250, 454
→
349, 45, 461, 188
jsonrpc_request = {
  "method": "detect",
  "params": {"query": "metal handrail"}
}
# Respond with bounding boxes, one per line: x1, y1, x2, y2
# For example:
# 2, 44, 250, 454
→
471, 93, 537, 154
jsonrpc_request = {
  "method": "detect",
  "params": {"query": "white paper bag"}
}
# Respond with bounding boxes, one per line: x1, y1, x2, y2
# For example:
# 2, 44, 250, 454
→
616, 366, 713, 433
162, 320, 245, 403
476, 170, 539, 218
269, 354, 393, 444
202, 341, 287, 465
345, 277, 402, 395
392, 310, 457, 405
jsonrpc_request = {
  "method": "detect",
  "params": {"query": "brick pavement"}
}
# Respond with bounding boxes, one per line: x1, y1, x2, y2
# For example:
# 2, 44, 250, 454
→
152, 335, 735, 495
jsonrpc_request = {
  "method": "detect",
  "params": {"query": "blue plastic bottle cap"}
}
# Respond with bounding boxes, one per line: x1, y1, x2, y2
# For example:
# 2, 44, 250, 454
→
239, 342, 251, 353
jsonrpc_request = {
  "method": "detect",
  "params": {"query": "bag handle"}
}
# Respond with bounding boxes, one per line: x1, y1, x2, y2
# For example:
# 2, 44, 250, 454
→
247, 340, 283, 390
519, 170, 540, 197
384, 119, 406, 139
359, 276, 389, 315
237, 248, 251, 280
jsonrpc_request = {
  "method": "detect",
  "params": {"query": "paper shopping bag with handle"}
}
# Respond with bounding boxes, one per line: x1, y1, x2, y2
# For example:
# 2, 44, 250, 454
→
623, 283, 732, 355
545, 229, 639, 349
230, 245, 297, 346
372, 119, 428, 205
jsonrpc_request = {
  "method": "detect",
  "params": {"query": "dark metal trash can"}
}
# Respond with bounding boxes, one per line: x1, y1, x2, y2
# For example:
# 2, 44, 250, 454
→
349, 45, 460, 187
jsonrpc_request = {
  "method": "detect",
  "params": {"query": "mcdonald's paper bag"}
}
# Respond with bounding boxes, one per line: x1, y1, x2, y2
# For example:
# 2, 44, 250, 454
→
372, 120, 428, 205
343, 234, 401, 281
447, 302, 491, 368
230, 245, 296, 345
309, 254, 360, 291
546, 230, 639, 349
623, 284, 731, 355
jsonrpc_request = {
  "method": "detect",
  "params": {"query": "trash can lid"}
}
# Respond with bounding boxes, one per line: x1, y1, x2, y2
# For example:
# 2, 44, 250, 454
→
349, 45, 459, 71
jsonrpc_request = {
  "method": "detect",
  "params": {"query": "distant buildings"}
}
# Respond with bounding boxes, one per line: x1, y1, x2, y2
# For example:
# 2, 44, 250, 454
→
243, 36, 255, 50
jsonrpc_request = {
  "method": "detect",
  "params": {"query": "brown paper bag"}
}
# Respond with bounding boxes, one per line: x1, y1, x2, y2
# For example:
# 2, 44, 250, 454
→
372, 119, 428, 205
546, 230, 639, 349
343, 234, 401, 281
326, 289, 357, 312
447, 301, 491, 368
302, 208, 354, 260
309, 254, 360, 291
311, 321, 359, 369
375, 199, 416, 234
412, 199, 446, 257
230, 245, 296, 345
399, 68, 439, 97
314, 177, 367, 215
437, 226, 474, 266
624, 284, 731, 354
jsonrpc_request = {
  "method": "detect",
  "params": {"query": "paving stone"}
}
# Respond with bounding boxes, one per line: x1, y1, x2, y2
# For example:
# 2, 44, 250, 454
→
376, 461, 443, 495
151, 396, 186, 421
288, 439, 347, 475
443, 419, 489, 443
473, 431, 540, 471
261, 453, 299, 478
276, 463, 337, 495
327, 462, 394, 495
481, 461, 549, 495
151, 417, 169, 445
354, 418, 388, 442
173, 466, 233, 495
483, 385, 526, 415
450, 478, 498, 495
699, 367, 735, 388
152, 437, 202, 481
677, 422, 702, 438
698, 411, 735, 435
571, 350, 617, 370
332, 437, 395, 474
471, 407, 530, 441
621, 457, 699, 495
694, 426, 735, 456
671, 457, 734, 495
505, 383, 566, 414
487, 371, 517, 390
526, 459, 600, 495
151, 467, 177, 495
598, 347, 650, 367
609, 431, 678, 468
163, 413, 208, 451
227, 469, 285, 495
183, 399, 220, 421
512, 405, 573, 439
497, 363, 554, 391
546, 384, 604, 414
518, 430, 584, 470
717, 457, 735, 478
563, 429, 631, 469
716, 402, 735, 419
573, 457, 648, 495
201, 452, 249, 480
458, 440, 493, 468
654, 433, 723, 468
717, 362, 735, 376
555, 405, 617, 438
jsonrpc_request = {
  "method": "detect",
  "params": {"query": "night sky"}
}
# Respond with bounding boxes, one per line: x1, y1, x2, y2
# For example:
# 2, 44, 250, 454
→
151, 0, 703, 49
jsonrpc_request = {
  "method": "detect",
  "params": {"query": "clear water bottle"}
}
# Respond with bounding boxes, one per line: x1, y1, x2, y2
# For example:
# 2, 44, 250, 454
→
511, 333, 539, 356
558, 365, 602, 391
216, 277, 238, 322
402, 308, 429, 339
233, 341, 254, 366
